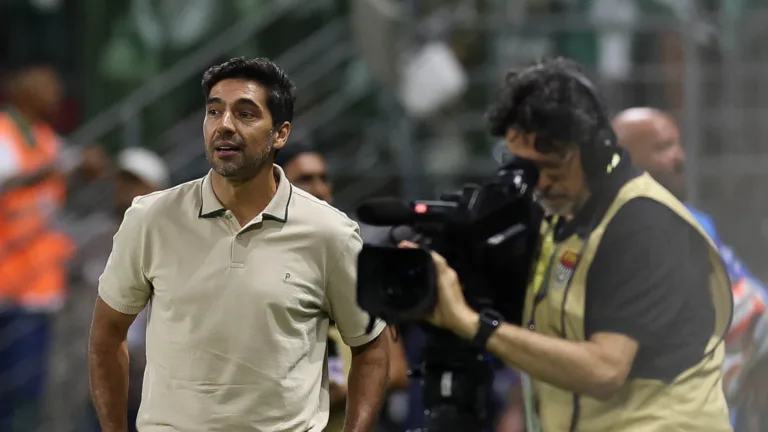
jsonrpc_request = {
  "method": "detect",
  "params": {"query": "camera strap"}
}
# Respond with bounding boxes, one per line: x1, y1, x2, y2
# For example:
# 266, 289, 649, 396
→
531, 217, 559, 299
521, 217, 558, 432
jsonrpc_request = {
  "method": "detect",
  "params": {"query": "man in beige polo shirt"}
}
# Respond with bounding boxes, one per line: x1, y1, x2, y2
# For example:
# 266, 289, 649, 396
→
88, 57, 390, 432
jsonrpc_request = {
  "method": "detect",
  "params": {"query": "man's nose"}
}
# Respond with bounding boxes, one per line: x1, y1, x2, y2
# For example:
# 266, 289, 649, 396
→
217, 111, 235, 133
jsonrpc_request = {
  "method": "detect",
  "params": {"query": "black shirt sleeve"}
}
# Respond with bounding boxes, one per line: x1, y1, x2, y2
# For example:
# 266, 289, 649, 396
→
585, 198, 715, 381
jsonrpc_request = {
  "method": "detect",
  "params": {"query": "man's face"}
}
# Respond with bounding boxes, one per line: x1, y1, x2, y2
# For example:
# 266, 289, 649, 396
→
505, 129, 589, 217
19, 67, 63, 122
115, 171, 156, 218
283, 153, 333, 202
203, 79, 288, 182
627, 129, 687, 201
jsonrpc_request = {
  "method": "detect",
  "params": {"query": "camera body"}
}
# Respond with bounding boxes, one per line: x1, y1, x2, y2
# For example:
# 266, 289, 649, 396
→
355, 158, 542, 431
356, 157, 541, 325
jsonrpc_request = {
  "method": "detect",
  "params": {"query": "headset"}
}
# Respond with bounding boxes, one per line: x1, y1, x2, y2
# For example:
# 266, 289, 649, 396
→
514, 62, 621, 191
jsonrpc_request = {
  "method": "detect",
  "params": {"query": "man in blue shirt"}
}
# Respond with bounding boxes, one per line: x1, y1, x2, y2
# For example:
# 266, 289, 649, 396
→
612, 107, 768, 431
611, 107, 761, 284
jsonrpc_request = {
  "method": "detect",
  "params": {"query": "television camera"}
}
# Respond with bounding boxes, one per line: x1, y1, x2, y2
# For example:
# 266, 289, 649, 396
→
355, 157, 543, 431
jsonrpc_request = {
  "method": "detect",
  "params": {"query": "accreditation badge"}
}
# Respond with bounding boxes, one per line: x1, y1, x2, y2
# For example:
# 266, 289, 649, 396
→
554, 250, 579, 286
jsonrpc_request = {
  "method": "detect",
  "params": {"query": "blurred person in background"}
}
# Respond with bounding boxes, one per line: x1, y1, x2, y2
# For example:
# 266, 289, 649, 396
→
0, 64, 75, 431
612, 107, 768, 431
276, 144, 410, 431
56, 147, 169, 432
65, 143, 113, 217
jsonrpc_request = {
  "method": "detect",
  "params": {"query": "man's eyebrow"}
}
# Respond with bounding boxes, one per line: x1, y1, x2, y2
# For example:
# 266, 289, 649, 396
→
205, 97, 262, 111
234, 98, 261, 110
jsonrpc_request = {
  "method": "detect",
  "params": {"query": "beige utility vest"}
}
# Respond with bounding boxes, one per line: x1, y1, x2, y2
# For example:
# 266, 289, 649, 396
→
522, 173, 733, 431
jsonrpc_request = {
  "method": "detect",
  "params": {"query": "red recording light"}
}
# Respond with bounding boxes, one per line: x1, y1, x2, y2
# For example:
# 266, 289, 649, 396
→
414, 203, 428, 214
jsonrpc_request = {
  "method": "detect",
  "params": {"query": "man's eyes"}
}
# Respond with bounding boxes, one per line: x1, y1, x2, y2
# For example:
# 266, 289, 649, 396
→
205, 109, 256, 119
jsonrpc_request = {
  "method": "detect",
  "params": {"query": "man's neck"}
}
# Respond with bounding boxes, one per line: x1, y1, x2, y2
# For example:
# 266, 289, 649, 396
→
211, 165, 278, 225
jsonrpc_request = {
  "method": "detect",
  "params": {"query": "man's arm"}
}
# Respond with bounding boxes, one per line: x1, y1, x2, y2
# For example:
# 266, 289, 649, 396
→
88, 200, 152, 431
346, 330, 390, 431
454, 315, 637, 400
89, 298, 138, 432
326, 227, 389, 431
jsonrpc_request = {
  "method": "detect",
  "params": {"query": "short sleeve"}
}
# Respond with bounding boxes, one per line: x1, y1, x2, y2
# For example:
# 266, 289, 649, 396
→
97, 199, 152, 315
585, 198, 713, 346
0, 135, 22, 182
326, 227, 386, 347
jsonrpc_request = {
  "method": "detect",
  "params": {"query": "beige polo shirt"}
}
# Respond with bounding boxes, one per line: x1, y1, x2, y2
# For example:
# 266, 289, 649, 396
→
98, 165, 385, 432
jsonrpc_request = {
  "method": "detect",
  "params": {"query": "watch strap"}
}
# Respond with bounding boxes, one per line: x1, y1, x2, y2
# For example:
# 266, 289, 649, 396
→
471, 308, 503, 350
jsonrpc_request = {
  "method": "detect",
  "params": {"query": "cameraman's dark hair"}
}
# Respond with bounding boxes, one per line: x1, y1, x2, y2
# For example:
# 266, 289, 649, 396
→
485, 57, 604, 155
201, 57, 296, 127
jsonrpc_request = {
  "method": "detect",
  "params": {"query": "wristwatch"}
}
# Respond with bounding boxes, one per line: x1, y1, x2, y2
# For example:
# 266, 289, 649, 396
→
471, 308, 504, 350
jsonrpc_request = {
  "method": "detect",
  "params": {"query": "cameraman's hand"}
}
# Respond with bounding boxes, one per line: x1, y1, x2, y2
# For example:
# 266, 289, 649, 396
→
399, 241, 477, 338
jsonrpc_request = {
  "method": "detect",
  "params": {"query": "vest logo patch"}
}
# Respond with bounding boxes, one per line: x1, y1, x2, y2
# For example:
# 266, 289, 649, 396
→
554, 250, 579, 285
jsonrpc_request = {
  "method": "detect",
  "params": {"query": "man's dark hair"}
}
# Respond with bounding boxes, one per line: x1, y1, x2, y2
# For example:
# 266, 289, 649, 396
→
201, 57, 296, 127
485, 57, 605, 155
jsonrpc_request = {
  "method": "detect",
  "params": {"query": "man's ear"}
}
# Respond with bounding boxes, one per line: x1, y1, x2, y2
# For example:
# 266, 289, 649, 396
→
273, 121, 291, 151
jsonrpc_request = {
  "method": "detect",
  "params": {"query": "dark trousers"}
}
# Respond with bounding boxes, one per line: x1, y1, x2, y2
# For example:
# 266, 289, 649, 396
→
0, 310, 51, 432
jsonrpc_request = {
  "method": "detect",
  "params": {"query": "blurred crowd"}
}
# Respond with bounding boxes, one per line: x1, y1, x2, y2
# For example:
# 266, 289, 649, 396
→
2, 0, 768, 431
2, 62, 768, 432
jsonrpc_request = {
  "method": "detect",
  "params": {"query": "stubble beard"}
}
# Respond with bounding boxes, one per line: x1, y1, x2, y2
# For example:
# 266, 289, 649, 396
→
208, 134, 275, 182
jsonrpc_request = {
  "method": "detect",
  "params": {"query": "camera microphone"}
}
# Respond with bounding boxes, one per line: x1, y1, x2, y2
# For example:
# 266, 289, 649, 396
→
357, 198, 413, 226
357, 198, 460, 227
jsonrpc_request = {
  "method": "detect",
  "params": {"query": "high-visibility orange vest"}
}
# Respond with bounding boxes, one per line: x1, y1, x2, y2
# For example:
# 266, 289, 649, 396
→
0, 109, 73, 311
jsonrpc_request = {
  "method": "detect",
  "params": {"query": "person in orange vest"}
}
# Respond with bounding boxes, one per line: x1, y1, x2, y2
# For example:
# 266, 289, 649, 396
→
0, 64, 74, 431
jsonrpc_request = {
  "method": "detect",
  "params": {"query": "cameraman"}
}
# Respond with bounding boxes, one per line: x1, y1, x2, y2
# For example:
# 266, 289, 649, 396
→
401, 58, 733, 431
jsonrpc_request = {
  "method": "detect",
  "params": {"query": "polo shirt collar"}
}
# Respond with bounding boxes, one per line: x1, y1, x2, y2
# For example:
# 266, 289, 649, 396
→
198, 165, 292, 223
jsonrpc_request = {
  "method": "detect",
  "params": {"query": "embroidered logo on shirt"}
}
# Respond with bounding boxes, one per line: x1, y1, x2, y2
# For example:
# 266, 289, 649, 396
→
554, 250, 579, 285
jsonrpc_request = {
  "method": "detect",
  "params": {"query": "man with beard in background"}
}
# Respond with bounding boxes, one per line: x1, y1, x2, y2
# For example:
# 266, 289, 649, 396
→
276, 144, 409, 432
613, 107, 768, 432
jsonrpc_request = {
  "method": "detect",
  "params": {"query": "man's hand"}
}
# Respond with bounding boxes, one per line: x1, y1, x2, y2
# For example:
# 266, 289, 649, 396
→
398, 241, 477, 337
